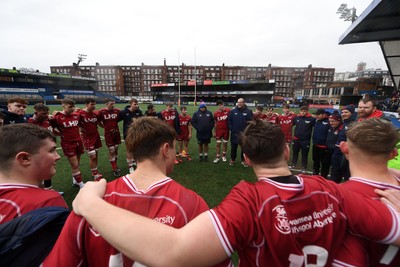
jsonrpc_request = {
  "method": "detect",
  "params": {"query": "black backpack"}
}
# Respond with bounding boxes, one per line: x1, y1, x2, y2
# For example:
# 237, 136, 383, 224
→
0, 206, 69, 267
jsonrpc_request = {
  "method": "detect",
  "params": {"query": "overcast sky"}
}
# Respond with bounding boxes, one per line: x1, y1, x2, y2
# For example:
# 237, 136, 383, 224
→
0, 0, 385, 73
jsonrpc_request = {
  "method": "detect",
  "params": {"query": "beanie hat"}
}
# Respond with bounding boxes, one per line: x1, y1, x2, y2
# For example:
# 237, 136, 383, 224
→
330, 114, 342, 121
341, 104, 355, 114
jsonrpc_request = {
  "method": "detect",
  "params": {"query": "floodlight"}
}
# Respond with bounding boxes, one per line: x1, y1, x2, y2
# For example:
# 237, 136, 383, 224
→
337, 3, 358, 23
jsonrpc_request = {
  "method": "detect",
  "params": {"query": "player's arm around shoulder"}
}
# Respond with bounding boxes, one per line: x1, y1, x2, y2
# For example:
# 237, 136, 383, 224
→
72, 180, 228, 267
338, 185, 400, 245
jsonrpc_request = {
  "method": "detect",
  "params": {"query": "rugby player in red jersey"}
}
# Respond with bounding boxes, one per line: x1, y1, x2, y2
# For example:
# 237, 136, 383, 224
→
332, 118, 400, 267
50, 98, 85, 188
159, 102, 181, 164
213, 100, 230, 163
78, 98, 103, 181
43, 117, 229, 267
265, 106, 279, 124
0, 124, 67, 225
73, 119, 400, 267
28, 103, 60, 190
277, 103, 296, 145
177, 106, 192, 162
98, 98, 121, 177
253, 105, 267, 121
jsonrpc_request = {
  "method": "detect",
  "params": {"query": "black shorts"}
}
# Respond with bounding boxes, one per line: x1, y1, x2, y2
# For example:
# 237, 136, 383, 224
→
197, 138, 211, 144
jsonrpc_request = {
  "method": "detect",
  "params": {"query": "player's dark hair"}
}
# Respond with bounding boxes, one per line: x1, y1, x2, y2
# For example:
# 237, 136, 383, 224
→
147, 104, 154, 110
125, 117, 176, 162
61, 98, 75, 106
180, 106, 187, 111
8, 97, 28, 105
283, 104, 290, 109
33, 103, 49, 112
240, 120, 285, 165
166, 102, 173, 108
256, 106, 263, 111
104, 98, 114, 104
346, 118, 399, 155
129, 98, 138, 104
216, 100, 223, 106
84, 98, 96, 104
0, 124, 56, 171
300, 105, 308, 111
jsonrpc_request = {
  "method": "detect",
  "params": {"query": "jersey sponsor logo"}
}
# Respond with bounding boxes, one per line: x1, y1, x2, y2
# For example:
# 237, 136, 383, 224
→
164, 115, 175, 121
273, 203, 337, 235
273, 205, 291, 234
62, 120, 79, 128
153, 215, 175, 225
84, 117, 97, 123
217, 115, 228, 121
280, 119, 292, 125
103, 113, 118, 120
180, 121, 189, 126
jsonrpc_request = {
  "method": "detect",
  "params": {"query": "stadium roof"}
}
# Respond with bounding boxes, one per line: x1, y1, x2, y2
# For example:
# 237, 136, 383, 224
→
339, 0, 400, 90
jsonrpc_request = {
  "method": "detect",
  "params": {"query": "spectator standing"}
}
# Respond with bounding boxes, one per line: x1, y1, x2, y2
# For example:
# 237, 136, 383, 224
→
50, 98, 85, 188
98, 98, 122, 177
311, 108, 330, 177
118, 98, 143, 173
192, 103, 214, 162
78, 98, 103, 181
2, 97, 28, 125
213, 100, 230, 163
277, 103, 296, 145
228, 98, 253, 167
177, 106, 192, 162
290, 105, 315, 172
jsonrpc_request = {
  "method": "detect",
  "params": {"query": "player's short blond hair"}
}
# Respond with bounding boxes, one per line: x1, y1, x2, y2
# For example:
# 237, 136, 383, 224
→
125, 117, 176, 162
346, 118, 399, 155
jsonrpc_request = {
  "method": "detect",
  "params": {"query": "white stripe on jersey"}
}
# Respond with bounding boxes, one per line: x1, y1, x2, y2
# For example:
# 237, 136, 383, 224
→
332, 259, 358, 267
349, 177, 400, 191
259, 176, 304, 191
208, 210, 234, 257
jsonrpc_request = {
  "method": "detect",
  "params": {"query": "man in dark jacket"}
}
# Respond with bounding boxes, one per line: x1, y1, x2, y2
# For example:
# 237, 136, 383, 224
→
2, 97, 29, 125
118, 98, 143, 172
228, 98, 253, 167
312, 109, 330, 177
290, 105, 316, 172
192, 103, 214, 162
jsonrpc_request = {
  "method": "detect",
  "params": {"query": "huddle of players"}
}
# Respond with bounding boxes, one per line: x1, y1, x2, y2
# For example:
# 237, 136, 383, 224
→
253, 99, 383, 184
3, 96, 400, 266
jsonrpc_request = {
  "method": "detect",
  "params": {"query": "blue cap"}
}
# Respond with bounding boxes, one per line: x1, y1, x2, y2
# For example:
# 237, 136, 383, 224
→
199, 103, 206, 109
